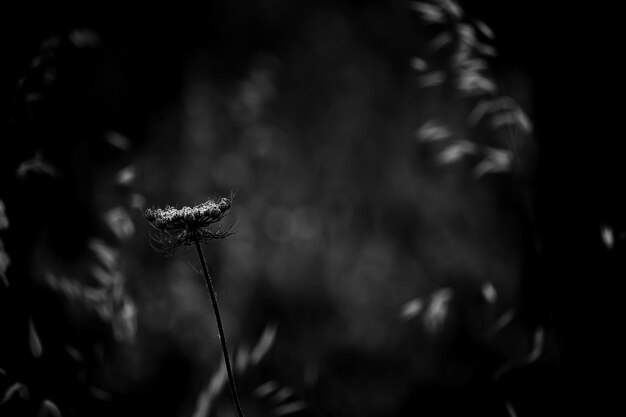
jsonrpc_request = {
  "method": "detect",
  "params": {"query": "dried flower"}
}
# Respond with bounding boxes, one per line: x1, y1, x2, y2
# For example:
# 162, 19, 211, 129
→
144, 196, 233, 255
144, 194, 244, 417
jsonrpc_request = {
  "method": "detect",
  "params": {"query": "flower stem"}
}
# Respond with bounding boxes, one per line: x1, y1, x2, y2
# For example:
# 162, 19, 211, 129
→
193, 237, 244, 417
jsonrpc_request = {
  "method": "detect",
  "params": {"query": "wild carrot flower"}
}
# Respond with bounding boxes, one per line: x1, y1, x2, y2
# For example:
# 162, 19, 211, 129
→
144, 194, 244, 417
144, 196, 233, 255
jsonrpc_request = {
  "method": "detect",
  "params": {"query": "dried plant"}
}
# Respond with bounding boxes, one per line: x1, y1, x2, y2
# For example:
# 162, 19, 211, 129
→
144, 195, 244, 417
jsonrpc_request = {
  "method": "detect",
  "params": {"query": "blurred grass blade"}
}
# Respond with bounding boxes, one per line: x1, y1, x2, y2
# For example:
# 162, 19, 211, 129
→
456, 24, 476, 45
65, 344, 83, 362
116, 166, 136, 186
467, 99, 493, 126
429, 32, 453, 51
69, 29, 100, 48
601, 225, 614, 249
505, 401, 518, 417
494, 327, 545, 380
192, 362, 227, 417
409, 2, 445, 23
274, 401, 307, 416
490, 310, 515, 334
459, 71, 496, 95
104, 131, 131, 151
0, 200, 8, 230
37, 399, 62, 417
481, 282, 497, 303
410, 57, 428, 72
416, 120, 452, 142
16, 151, 60, 179
437, 140, 477, 164
1, 382, 27, 404
88, 239, 118, 271
400, 298, 424, 320
271, 387, 294, 403
475, 19, 495, 39
236, 345, 250, 372
474, 148, 512, 178
423, 288, 453, 334
104, 207, 135, 240
254, 380, 279, 398
441, 0, 463, 19
29, 317, 43, 358
418, 71, 445, 88
251, 323, 278, 364
476, 42, 497, 56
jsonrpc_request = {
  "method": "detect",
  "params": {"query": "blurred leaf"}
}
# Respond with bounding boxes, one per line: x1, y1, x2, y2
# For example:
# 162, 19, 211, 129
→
104, 131, 131, 151
40, 36, 61, 50
429, 32, 453, 51
491, 110, 532, 133
30, 56, 44, 69
104, 207, 135, 240
494, 327, 545, 380
410, 57, 428, 72
0, 200, 8, 230
481, 282, 497, 303
469, 97, 533, 134
236, 345, 250, 372
528, 328, 545, 363
29, 317, 43, 358
116, 166, 136, 186
254, 380, 279, 398
43, 69, 57, 86
1, 382, 28, 404
88, 386, 112, 401
474, 148, 512, 178
467, 99, 493, 126
416, 120, 452, 142
129, 193, 146, 210
474, 19, 495, 39
418, 71, 445, 88
65, 344, 83, 362
91, 267, 117, 286
89, 239, 118, 271
274, 401, 307, 416
436, 140, 477, 164
37, 399, 62, 417
458, 71, 496, 95
399, 298, 424, 320
456, 24, 476, 45
112, 299, 137, 342
601, 225, 614, 249
409, 2, 445, 23
192, 363, 227, 417
441, 0, 463, 19
69, 29, 100, 48
251, 323, 278, 365
423, 288, 453, 335
0, 237, 10, 287
16, 151, 61, 179
271, 387, 294, 403
505, 401, 518, 417
25, 92, 43, 103
476, 42, 497, 56
457, 58, 487, 72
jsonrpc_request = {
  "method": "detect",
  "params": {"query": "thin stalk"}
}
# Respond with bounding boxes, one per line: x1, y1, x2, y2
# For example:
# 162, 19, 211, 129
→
193, 237, 244, 417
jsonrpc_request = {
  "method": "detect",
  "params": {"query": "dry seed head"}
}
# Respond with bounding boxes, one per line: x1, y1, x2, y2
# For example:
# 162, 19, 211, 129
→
144, 196, 233, 254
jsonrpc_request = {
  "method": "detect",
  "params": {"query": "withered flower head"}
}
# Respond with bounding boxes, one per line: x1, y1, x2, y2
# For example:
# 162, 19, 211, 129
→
144, 196, 233, 255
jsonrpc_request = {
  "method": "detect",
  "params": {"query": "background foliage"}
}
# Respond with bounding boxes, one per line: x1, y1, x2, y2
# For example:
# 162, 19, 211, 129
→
1, 1, 623, 416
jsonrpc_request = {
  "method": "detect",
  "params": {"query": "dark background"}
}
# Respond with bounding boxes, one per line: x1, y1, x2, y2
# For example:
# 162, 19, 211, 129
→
1, 1, 623, 416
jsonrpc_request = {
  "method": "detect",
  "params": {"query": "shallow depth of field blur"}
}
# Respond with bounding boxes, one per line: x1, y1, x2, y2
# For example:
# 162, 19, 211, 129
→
1, 1, 623, 417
